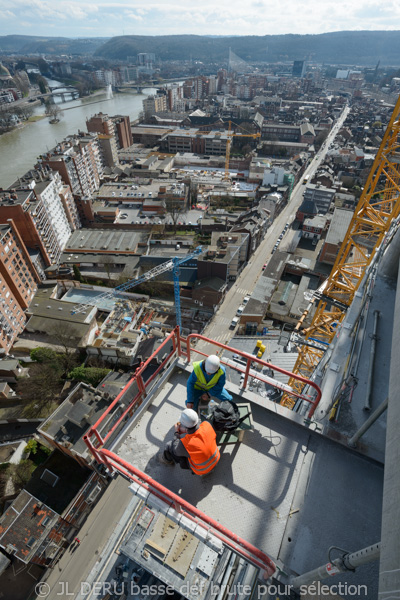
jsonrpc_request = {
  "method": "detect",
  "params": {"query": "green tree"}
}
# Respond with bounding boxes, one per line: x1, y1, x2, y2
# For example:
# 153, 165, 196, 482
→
24, 439, 38, 455
68, 366, 111, 387
73, 264, 84, 282
30, 347, 58, 363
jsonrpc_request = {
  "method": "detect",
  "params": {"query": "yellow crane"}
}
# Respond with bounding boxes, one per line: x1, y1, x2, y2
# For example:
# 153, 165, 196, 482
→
224, 121, 261, 180
281, 95, 400, 410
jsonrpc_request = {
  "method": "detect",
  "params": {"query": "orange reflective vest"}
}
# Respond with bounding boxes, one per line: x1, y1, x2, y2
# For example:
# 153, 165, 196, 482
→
181, 421, 220, 476
193, 361, 224, 392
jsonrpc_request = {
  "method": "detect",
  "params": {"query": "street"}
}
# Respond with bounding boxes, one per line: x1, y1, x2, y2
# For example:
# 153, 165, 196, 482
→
197, 105, 350, 354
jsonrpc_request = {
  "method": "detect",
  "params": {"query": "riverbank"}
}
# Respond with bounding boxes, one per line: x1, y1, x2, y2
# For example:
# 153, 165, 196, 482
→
0, 86, 157, 187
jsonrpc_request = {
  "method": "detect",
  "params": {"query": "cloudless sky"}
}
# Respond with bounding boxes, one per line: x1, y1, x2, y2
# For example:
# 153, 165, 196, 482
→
0, 0, 399, 38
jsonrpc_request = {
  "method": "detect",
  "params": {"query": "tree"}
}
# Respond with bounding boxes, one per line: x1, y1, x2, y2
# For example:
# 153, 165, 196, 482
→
47, 323, 80, 374
68, 366, 111, 387
10, 460, 35, 490
30, 347, 58, 363
314, 129, 329, 149
164, 198, 185, 232
24, 440, 38, 455
14, 104, 34, 121
37, 58, 50, 76
37, 76, 48, 94
44, 99, 64, 123
73, 264, 84, 282
16, 363, 63, 417
101, 255, 114, 283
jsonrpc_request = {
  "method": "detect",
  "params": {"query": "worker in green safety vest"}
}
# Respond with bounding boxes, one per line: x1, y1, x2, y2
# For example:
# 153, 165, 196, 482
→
186, 355, 232, 413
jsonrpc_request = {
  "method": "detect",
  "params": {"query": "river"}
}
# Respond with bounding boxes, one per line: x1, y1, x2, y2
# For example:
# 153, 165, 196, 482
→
0, 82, 158, 189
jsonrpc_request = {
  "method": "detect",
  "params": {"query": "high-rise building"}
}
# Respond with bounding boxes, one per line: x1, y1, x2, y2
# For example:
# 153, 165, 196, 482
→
97, 135, 119, 167
112, 115, 133, 149
292, 60, 306, 78
86, 113, 115, 137
208, 76, 217, 95
0, 220, 40, 352
40, 133, 103, 197
86, 113, 133, 150
0, 171, 73, 267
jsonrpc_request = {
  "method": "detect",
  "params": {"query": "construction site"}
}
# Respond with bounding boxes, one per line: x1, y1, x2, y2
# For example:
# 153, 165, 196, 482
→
30, 94, 400, 600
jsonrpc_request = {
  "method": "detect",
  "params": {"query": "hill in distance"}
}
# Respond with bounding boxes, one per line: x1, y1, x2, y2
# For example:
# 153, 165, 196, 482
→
94, 31, 400, 66
2, 31, 400, 66
0, 35, 107, 56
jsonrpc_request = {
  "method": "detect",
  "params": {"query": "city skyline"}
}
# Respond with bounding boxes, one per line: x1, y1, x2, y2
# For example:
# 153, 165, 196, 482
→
0, 0, 399, 38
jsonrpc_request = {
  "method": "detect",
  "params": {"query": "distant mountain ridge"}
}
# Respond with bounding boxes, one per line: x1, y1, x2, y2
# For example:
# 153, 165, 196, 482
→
0, 35, 107, 55
95, 31, 400, 65
1, 31, 400, 66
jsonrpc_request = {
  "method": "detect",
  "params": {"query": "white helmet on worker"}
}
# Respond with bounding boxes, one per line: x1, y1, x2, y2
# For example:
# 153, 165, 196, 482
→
205, 355, 220, 374
180, 408, 199, 429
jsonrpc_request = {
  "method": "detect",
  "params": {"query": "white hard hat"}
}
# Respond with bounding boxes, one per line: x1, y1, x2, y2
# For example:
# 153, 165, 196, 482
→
205, 355, 220, 374
180, 408, 199, 429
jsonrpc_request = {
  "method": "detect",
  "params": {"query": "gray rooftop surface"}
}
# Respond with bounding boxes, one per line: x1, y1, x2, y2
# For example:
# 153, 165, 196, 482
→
115, 366, 383, 598
65, 229, 144, 253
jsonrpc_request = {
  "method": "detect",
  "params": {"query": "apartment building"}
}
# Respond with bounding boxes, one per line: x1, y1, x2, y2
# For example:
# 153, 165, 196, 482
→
86, 113, 133, 150
94, 69, 121, 87
33, 173, 72, 255
58, 184, 81, 231
143, 94, 167, 119
0, 221, 40, 353
183, 77, 209, 100
113, 115, 133, 148
302, 183, 336, 215
86, 112, 115, 137
97, 135, 119, 167
0, 172, 73, 267
40, 133, 103, 198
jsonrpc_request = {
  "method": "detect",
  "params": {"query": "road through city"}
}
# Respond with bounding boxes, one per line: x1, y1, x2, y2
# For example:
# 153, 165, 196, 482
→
196, 105, 350, 355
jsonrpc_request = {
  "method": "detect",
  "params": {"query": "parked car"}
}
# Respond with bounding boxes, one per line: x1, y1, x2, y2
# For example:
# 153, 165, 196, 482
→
230, 317, 239, 329
243, 296, 250, 304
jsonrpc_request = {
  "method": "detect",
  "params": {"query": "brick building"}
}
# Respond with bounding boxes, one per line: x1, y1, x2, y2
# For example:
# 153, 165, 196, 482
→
0, 221, 40, 352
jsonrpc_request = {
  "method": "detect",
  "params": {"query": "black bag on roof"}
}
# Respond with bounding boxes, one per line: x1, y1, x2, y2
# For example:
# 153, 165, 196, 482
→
209, 400, 248, 432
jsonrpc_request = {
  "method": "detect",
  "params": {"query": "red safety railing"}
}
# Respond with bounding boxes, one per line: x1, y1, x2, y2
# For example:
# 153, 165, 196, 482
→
186, 333, 322, 418
83, 326, 322, 578
99, 449, 276, 578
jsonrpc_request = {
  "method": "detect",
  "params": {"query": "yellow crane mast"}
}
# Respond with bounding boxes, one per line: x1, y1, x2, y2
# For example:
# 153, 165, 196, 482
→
224, 121, 261, 180
281, 95, 400, 410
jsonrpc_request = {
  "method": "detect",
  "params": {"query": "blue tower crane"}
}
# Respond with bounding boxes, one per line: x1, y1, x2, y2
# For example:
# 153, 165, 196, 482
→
71, 246, 203, 329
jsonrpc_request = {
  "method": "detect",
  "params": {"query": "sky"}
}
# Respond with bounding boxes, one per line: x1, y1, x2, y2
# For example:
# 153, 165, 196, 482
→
0, 0, 400, 38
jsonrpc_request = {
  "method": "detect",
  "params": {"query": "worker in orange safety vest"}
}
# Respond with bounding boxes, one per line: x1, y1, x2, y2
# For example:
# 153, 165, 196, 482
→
159, 409, 220, 476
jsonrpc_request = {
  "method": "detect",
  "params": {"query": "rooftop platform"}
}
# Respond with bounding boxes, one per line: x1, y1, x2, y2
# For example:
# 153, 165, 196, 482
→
114, 364, 383, 597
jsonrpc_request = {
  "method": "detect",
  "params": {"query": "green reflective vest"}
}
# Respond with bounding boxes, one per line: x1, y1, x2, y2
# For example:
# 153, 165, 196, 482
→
193, 361, 224, 391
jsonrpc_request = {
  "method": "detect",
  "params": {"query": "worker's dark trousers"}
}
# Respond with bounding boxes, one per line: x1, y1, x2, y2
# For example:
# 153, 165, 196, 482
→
164, 442, 190, 470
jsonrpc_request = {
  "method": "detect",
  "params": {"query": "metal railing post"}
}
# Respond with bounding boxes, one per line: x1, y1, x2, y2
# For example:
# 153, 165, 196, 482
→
243, 356, 251, 389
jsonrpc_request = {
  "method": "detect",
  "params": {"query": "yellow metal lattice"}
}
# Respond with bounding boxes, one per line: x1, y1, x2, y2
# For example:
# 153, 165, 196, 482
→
281, 95, 400, 410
